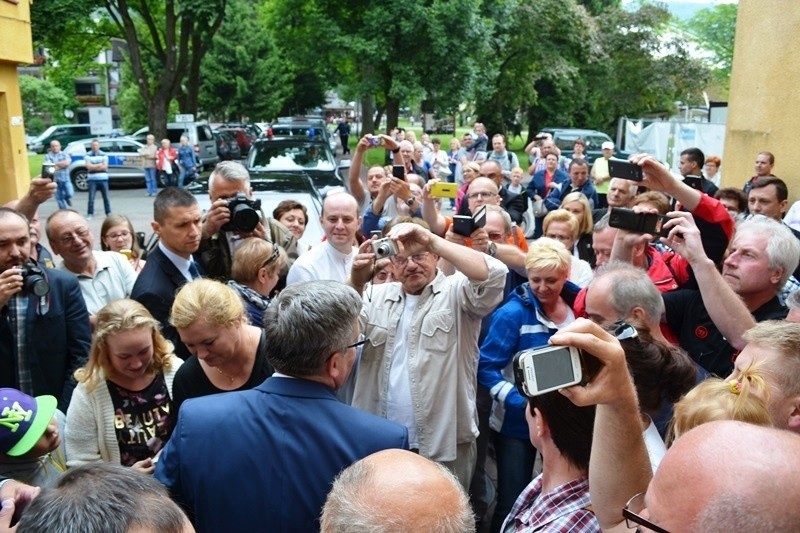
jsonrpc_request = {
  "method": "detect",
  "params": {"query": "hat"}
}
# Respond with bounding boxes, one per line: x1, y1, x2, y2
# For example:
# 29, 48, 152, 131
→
602, 141, 615, 150
0, 388, 57, 457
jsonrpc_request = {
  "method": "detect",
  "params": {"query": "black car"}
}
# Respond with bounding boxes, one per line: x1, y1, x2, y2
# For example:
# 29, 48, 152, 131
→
218, 130, 242, 160
246, 138, 348, 196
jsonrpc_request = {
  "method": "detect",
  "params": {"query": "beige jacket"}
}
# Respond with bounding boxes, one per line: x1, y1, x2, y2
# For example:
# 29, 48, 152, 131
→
353, 256, 507, 461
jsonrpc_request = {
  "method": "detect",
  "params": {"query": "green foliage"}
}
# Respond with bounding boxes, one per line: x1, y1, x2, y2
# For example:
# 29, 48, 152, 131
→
18, 75, 73, 129
684, 3, 737, 93
199, 0, 293, 121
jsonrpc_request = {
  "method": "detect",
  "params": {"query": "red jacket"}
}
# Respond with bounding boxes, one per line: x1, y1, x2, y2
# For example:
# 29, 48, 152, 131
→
156, 147, 178, 171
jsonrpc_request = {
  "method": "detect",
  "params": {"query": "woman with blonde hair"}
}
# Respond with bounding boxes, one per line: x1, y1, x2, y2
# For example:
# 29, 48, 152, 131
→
478, 238, 581, 529
669, 362, 772, 443
560, 192, 595, 267
228, 238, 286, 325
454, 161, 481, 213
65, 299, 182, 474
542, 209, 593, 287
169, 279, 273, 421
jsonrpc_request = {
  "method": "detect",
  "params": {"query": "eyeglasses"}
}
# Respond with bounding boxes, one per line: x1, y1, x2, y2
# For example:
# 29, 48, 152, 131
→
467, 191, 496, 200
487, 232, 505, 241
106, 230, 131, 240
57, 227, 91, 247
622, 492, 670, 533
260, 244, 281, 269
390, 252, 430, 268
346, 334, 368, 350
607, 320, 639, 341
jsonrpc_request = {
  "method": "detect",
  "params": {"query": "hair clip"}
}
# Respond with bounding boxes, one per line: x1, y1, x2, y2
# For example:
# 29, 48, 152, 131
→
728, 379, 742, 394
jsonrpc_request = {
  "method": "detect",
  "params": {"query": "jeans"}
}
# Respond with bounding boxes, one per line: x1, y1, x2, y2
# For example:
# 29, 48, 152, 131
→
87, 179, 111, 216
144, 167, 157, 195
55, 180, 73, 209
491, 430, 537, 532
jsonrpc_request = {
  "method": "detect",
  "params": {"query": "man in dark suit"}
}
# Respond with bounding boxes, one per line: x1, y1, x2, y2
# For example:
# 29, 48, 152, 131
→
0, 208, 91, 412
155, 280, 409, 533
131, 188, 203, 360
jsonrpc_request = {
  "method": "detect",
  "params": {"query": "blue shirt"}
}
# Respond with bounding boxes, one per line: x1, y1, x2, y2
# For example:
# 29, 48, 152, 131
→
85, 150, 109, 181
44, 151, 71, 182
177, 145, 197, 169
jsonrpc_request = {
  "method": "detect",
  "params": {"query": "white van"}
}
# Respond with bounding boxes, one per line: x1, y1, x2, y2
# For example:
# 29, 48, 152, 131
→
131, 122, 219, 169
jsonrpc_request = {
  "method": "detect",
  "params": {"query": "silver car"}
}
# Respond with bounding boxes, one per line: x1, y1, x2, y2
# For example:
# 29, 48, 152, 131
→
64, 138, 150, 192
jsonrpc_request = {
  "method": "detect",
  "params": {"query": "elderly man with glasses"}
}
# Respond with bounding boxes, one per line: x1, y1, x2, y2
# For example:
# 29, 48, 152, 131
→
46, 210, 137, 324
0, 208, 91, 412
349, 217, 507, 490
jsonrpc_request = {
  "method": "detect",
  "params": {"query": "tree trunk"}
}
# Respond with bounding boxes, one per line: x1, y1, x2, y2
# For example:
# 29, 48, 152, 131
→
148, 91, 170, 141
385, 98, 400, 133
373, 106, 384, 132
360, 95, 374, 137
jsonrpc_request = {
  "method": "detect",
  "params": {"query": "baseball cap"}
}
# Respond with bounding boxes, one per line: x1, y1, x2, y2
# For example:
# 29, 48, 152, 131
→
0, 388, 57, 457
602, 141, 615, 150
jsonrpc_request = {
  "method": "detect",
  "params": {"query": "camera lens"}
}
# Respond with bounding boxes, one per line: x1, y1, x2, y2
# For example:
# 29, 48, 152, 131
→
376, 243, 390, 257
231, 205, 259, 232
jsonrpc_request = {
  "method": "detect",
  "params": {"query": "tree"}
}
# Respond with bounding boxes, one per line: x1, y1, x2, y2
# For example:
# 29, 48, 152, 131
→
199, 0, 293, 121
684, 4, 737, 95
101, 0, 226, 138
18, 75, 74, 131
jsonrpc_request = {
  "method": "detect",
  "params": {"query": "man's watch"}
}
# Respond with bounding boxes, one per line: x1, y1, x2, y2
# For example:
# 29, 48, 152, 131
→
487, 242, 498, 257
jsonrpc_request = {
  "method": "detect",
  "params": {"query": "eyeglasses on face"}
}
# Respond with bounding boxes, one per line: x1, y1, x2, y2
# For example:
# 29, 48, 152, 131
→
58, 227, 91, 247
106, 230, 131, 240
467, 191, 497, 200
622, 492, 670, 533
390, 252, 430, 268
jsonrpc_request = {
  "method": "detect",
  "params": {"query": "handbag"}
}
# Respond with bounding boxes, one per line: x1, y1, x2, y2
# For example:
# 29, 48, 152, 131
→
532, 198, 547, 217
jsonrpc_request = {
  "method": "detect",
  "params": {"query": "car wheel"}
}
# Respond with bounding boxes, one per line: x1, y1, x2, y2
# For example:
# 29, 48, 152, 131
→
72, 169, 89, 192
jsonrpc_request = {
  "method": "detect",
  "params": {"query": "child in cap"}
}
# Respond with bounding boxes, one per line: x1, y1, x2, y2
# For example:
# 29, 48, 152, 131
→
0, 388, 66, 487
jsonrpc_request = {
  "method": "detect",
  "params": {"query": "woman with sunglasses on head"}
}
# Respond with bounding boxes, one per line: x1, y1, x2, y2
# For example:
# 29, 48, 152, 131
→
65, 299, 182, 474
228, 238, 286, 326
169, 279, 274, 423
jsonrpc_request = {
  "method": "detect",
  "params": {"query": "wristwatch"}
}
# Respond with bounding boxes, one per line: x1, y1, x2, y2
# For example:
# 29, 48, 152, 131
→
487, 242, 497, 257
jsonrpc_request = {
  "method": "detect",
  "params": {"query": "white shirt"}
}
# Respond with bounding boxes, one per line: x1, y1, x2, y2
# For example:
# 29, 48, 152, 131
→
286, 240, 357, 286
60, 251, 137, 315
387, 294, 420, 448
158, 241, 196, 282
643, 416, 667, 473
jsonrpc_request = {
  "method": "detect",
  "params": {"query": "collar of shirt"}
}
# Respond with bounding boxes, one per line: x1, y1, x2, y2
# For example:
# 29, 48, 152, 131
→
158, 241, 195, 281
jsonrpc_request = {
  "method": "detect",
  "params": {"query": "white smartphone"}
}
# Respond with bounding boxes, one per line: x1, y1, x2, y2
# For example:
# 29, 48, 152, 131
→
513, 345, 582, 396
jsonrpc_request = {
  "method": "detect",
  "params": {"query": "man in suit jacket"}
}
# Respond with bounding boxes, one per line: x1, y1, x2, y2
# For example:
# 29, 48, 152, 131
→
0, 208, 91, 412
131, 188, 203, 360
155, 280, 409, 533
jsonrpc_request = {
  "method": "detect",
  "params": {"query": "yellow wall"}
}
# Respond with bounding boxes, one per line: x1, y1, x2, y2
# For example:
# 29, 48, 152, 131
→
724, 0, 800, 199
0, 0, 32, 204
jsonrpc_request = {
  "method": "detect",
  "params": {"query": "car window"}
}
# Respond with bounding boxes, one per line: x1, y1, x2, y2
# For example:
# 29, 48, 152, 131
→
167, 129, 185, 144
115, 141, 141, 153
99, 141, 115, 151
251, 142, 334, 171
77, 126, 91, 135
198, 125, 213, 142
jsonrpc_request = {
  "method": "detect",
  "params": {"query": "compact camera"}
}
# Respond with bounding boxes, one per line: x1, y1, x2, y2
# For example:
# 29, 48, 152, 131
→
367, 135, 384, 147
371, 238, 398, 259
20, 262, 50, 297
221, 193, 262, 233
41, 163, 57, 180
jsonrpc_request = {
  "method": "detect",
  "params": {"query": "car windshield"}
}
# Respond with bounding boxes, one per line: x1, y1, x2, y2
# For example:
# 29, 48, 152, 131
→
250, 142, 335, 171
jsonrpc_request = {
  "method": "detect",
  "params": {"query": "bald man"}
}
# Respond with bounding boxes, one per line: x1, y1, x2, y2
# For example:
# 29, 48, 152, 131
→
286, 192, 361, 285
320, 449, 475, 532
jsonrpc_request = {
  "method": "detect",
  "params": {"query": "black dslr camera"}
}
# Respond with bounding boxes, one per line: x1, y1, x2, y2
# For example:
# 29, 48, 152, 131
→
20, 261, 50, 297
221, 193, 262, 233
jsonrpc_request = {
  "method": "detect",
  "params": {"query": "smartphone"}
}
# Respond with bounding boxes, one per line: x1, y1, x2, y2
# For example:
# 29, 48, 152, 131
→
683, 175, 704, 191
609, 207, 669, 237
513, 345, 583, 397
392, 165, 405, 179
368, 135, 384, 147
472, 205, 487, 229
607, 160, 643, 182
41, 163, 57, 180
452, 215, 474, 237
430, 182, 458, 198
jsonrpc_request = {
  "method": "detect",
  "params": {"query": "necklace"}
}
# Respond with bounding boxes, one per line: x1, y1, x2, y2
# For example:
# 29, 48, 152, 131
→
215, 366, 236, 385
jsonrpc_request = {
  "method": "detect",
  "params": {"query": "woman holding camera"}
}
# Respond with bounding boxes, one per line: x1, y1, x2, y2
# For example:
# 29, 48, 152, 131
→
100, 214, 146, 273
169, 279, 273, 422
65, 299, 183, 473
477, 238, 581, 531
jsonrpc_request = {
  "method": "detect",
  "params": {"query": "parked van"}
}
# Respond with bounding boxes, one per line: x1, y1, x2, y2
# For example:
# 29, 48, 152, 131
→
29, 124, 92, 154
130, 122, 219, 169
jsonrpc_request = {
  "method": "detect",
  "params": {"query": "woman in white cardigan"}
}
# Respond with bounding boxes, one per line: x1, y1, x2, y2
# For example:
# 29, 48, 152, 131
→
65, 299, 182, 474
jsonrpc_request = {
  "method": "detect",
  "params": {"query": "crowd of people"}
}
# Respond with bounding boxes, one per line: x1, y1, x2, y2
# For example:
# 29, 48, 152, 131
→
2, 123, 800, 532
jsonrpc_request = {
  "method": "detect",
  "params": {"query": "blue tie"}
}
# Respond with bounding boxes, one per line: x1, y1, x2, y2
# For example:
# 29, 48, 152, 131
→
188, 261, 201, 280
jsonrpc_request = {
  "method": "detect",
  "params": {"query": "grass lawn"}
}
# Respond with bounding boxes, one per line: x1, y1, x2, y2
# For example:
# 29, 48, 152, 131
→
356, 119, 530, 167
28, 154, 44, 178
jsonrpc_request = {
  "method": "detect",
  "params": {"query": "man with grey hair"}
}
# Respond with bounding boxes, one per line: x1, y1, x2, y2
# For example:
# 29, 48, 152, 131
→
195, 160, 297, 281
14, 463, 193, 533
321, 449, 475, 533
155, 280, 408, 533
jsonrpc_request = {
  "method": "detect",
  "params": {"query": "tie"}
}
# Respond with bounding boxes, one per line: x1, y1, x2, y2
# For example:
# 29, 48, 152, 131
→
188, 261, 201, 280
